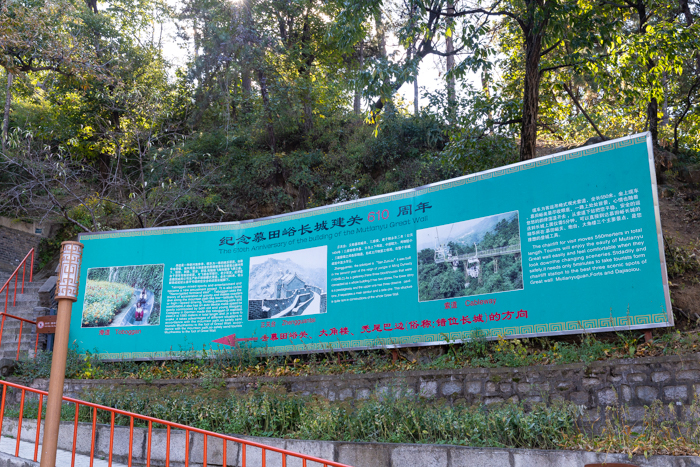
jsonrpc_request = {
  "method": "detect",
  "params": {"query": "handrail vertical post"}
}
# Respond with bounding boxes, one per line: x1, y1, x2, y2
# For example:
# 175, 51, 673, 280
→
16, 389, 25, 457
146, 420, 152, 467
222, 440, 226, 467
13, 271, 17, 306
16, 321, 22, 360
89, 406, 97, 467
21, 261, 25, 294
34, 394, 43, 461
72, 403, 79, 467
109, 411, 115, 467
40, 241, 83, 467
128, 416, 134, 467
0, 384, 7, 443
185, 429, 189, 467
30, 249, 34, 282
165, 425, 170, 467
203, 434, 207, 467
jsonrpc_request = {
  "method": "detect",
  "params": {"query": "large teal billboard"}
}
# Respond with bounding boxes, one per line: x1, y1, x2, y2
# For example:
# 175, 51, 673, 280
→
73, 133, 672, 360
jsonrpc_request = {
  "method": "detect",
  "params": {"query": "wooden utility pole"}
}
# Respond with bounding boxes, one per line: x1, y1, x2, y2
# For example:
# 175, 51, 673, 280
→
40, 241, 84, 467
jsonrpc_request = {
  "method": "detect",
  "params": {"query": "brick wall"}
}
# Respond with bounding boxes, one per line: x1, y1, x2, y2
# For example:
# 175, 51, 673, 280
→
0, 225, 40, 272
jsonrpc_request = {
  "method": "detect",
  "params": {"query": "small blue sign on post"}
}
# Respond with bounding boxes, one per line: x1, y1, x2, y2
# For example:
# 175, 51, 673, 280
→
72, 133, 671, 360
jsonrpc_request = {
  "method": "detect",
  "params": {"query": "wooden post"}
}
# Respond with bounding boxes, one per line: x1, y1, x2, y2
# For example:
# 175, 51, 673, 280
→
40, 241, 83, 467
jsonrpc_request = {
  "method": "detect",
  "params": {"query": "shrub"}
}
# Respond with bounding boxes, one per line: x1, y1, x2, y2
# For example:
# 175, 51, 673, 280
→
82, 280, 133, 326
71, 386, 580, 450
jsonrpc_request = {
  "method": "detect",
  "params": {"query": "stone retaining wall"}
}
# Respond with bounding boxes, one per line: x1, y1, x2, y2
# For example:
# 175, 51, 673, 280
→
24, 353, 700, 429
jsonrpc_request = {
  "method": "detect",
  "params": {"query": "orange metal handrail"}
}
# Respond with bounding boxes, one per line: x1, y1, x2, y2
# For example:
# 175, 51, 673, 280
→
0, 248, 37, 360
0, 379, 352, 467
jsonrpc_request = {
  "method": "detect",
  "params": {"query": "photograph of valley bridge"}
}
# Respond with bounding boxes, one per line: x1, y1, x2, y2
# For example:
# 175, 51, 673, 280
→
248, 246, 327, 320
417, 211, 523, 301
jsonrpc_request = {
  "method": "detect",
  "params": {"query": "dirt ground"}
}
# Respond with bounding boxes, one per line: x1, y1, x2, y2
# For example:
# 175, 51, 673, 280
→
658, 174, 700, 324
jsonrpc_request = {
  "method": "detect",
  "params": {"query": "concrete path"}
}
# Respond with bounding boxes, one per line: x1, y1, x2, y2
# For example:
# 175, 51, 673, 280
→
110, 289, 154, 327
0, 436, 127, 467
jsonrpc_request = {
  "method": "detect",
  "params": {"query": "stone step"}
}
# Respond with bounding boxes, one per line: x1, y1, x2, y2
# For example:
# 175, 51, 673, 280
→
0, 278, 40, 288
3, 305, 40, 313
1, 304, 39, 311
0, 338, 38, 348
3, 307, 41, 317
0, 282, 42, 289
2, 292, 41, 300
0, 339, 39, 350
0, 272, 47, 359
1, 320, 37, 328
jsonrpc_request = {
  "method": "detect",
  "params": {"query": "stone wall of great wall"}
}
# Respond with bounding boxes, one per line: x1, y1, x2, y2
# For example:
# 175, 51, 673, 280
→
305, 285, 323, 295
248, 289, 312, 320
24, 353, 700, 432
249, 287, 326, 320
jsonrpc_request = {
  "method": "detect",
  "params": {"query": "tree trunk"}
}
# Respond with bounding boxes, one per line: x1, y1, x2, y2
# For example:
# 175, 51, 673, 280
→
376, 13, 386, 59
680, 0, 693, 25
519, 31, 543, 161
445, 2, 456, 120
242, 69, 252, 95
257, 69, 276, 152
662, 71, 669, 127
2, 72, 12, 151
299, 8, 314, 134
414, 66, 419, 116
648, 97, 658, 146
354, 41, 364, 115
634, 2, 659, 147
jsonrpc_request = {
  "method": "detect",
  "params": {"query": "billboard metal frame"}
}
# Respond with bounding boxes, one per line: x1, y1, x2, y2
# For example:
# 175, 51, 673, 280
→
79, 132, 672, 358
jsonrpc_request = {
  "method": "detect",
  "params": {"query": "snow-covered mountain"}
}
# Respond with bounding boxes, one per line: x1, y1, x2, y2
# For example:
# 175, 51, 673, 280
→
248, 258, 327, 300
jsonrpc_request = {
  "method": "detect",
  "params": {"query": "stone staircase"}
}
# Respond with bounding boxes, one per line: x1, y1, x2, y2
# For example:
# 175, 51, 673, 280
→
0, 269, 45, 361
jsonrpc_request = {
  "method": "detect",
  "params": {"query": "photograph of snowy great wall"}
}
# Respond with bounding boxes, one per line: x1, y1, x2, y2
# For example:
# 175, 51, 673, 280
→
417, 211, 523, 302
247, 246, 328, 320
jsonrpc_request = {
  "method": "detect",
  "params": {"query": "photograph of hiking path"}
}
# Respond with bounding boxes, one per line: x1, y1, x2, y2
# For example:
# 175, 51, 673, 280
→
82, 264, 164, 327
417, 211, 523, 302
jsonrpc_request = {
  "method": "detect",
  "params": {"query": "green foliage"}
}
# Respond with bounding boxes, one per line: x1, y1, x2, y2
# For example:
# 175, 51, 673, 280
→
86, 265, 164, 304
40, 386, 580, 450
665, 237, 700, 279
81, 280, 133, 326
562, 400, 700, 456
14, 343, 100, 383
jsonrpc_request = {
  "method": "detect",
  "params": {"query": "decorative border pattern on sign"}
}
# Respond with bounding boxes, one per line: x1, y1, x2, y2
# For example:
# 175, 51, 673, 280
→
91, 311, 666, 360
81, 136, 648, 240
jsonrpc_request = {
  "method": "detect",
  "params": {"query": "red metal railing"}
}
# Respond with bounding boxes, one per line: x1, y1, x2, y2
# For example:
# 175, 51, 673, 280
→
0, 248, 37, 360
0, 379, 352, 467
